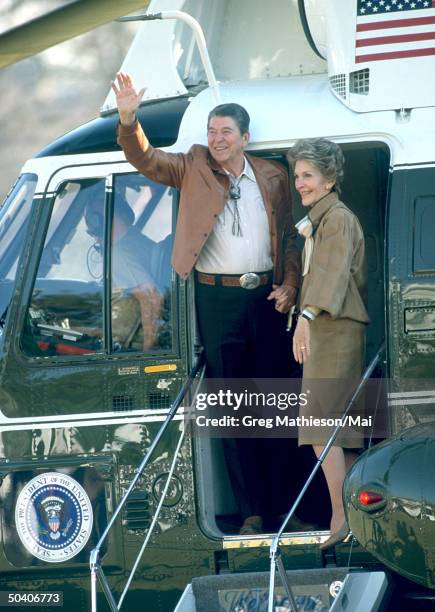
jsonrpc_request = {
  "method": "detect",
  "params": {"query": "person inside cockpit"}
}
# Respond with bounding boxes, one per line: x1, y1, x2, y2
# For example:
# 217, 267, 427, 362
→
85, 194, 163, 352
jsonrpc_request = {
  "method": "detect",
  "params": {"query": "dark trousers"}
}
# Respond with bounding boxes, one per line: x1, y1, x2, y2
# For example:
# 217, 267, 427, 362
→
195, 277, 302, 522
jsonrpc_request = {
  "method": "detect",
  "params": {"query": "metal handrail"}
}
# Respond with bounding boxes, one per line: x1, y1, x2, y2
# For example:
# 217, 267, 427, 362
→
118, 422, 187, 608
267, 343, 385, 612
117, 11, 220, 104
90, 350, 205, 612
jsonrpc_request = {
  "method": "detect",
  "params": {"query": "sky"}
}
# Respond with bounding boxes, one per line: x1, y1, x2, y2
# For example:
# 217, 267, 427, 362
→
0, 0, 138, 200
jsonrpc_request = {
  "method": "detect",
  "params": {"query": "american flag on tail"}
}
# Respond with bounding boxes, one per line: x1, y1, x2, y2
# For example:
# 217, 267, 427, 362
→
356, 0, 435, 63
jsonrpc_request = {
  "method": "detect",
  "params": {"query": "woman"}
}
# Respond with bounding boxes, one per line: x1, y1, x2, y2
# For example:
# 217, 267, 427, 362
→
287, 138, 369, 549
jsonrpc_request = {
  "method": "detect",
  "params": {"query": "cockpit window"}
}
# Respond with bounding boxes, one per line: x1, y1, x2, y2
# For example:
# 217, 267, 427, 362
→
111, 174, 173, 352
22, 180, 106, 357
21, 174, 175, 358
0, 174, 37, 324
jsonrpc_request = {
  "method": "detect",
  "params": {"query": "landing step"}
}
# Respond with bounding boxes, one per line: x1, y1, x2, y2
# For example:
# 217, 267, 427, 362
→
174, 568, 390, 611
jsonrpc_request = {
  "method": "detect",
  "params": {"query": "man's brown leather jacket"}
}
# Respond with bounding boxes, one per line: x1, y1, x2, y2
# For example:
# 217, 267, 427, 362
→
118, 121, 300, 287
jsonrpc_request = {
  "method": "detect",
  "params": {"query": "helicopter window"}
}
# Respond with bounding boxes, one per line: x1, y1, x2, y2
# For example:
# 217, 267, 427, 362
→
21, 180, 106, 357
0, 173, 37, 326
110, 174, 174, 353
21, 173, 175, 358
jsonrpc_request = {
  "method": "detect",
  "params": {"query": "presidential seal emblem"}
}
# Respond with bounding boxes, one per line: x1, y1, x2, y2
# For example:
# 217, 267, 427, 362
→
15, 472, 93, 563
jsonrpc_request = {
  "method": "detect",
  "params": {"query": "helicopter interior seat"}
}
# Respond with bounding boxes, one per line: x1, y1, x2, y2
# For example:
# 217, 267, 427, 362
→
121, 179, 174, 293
147, 233, 172, 293
109, 231, 173, 352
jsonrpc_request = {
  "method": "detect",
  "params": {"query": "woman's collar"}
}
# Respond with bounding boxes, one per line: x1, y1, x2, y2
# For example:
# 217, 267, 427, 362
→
308, 191, 340, 229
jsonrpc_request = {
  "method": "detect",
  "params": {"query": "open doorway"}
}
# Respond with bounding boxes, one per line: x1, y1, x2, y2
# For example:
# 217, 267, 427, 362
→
193, 141, 390, 536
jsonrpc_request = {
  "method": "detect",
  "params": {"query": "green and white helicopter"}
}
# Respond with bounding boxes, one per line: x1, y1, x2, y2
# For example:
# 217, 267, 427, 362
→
0, 1, 435, 610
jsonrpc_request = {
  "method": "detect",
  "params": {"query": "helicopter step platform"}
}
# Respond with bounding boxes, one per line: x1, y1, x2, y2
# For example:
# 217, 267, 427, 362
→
173, 568, 390, 611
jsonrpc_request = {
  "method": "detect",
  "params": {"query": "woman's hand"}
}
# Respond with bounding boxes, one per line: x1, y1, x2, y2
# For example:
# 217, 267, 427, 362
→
293, 316, 311, 364
111, 72, 146, 126
267, 284, 297, 313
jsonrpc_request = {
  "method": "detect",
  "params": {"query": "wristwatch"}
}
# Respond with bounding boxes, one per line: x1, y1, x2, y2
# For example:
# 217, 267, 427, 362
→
300, 309, 316, 322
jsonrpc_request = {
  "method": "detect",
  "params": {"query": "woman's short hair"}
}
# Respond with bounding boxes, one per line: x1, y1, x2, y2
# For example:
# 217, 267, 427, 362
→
287, 138, 345, 194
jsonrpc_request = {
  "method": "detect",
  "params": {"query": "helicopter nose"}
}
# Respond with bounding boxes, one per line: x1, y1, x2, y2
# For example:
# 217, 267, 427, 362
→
344, 424, 435, 589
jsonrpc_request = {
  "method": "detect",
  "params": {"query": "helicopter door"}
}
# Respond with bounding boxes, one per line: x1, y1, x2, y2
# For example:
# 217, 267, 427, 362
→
388, 165, 435, 432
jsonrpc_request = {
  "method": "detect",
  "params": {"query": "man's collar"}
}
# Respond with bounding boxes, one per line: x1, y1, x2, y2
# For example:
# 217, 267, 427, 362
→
242, 158, 257, 183
206, 149, 282, 180
308, 191, 340, 229
207, 154, 256, 182
224, 157, 256, 182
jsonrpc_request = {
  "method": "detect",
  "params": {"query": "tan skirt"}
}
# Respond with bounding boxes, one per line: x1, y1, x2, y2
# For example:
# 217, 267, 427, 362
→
299, 315, 366, 448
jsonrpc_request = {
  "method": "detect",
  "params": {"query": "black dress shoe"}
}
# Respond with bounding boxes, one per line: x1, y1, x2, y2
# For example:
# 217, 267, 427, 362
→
319, 520, 350, 550
239, 515, 263, 535
278, 514, 318, 532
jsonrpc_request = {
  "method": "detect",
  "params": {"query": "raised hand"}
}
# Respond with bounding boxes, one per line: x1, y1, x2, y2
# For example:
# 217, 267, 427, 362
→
111, 71, 146, 126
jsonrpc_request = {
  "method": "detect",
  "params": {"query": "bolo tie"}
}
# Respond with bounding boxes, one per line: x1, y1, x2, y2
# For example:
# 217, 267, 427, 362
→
228, 176, 243, 236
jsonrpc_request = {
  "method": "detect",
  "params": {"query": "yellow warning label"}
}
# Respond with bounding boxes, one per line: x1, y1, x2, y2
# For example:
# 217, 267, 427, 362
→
144, 364, 178, 374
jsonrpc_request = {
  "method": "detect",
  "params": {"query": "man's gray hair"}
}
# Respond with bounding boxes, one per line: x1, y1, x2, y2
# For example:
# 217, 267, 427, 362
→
287, 138, 345, 195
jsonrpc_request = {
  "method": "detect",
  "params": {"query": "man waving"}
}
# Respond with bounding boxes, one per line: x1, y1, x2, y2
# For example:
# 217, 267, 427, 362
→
113, 72, 308, 534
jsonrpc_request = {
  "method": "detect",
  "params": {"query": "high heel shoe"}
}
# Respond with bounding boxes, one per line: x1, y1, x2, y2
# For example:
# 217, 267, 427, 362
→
319, 520, 350, 550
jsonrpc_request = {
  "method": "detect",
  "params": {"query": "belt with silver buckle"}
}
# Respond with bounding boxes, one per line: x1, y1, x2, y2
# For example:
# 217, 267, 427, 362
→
196, 271, 272, 289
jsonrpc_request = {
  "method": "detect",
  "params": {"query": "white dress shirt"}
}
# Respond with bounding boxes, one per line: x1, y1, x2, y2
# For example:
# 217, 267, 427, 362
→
195, 158, 273, 274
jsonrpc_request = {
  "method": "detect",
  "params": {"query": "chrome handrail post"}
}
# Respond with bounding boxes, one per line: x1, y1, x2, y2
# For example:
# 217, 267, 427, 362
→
267, 536, 278, 612
90, 549, 98, 612
268, 535, 298, 612
89, 351, 204, 611
267, 344, 385, 610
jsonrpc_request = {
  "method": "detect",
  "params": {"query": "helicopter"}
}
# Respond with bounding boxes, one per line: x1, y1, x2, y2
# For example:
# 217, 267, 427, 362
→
0, 0, 435, 610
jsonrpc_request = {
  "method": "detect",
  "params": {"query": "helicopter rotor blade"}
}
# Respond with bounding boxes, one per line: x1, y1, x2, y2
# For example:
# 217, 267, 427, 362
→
0, 0, 151, 69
